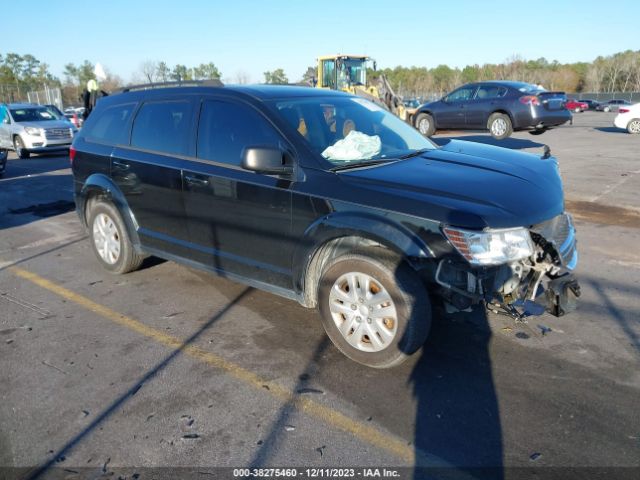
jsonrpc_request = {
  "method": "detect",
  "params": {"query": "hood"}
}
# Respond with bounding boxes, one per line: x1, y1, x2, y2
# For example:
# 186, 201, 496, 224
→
340, 139, 564, 229
19, 120, 75, 130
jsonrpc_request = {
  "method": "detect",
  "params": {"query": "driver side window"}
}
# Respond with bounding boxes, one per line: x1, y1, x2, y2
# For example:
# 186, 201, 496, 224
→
446, 87, 476, 102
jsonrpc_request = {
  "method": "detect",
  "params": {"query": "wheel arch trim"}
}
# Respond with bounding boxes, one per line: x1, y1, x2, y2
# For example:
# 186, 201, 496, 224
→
292, 212, 435, 307
78, 174, 142, 250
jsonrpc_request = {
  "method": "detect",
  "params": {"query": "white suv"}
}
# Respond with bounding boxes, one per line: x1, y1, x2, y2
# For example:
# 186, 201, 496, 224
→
0, 103, 77, 159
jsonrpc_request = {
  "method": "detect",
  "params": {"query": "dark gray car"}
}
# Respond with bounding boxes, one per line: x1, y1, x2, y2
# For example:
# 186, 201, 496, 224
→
595, 99, 632, 112
413, 81, 572, 140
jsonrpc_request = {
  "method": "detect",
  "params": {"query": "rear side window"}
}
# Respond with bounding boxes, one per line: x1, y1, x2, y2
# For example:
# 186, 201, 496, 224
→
197, 100, 282, 166
131, 100, 193, 156
84, 103, 135, 145
476, 86, 508, 99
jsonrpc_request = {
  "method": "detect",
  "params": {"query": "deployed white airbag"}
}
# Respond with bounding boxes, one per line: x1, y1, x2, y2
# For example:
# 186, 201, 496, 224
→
322, 130, 381, 162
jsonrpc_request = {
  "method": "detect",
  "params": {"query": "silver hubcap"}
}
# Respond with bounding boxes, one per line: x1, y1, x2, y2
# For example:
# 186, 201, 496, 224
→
328, 272, 398, 353
92, 213, 121, 264
491, 118, 507, 136
418, 117, 430, 134
629, 120, 640, 134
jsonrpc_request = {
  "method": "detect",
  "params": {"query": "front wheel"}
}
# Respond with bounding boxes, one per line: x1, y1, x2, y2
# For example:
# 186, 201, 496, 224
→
603, 106, 611, 112
88, 201, 144, 274
574, 107, 581, 113
414, 113, 435, 137
488, 113, 513, 139
628, 119, 640, 134
318, 253, 431, 368
14, 136, 30, 159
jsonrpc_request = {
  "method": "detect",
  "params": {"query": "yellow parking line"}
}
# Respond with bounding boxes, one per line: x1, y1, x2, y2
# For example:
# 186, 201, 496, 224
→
9, 265, 443, 465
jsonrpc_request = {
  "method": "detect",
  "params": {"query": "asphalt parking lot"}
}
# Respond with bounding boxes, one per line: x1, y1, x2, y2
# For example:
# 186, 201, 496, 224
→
1, 111, 639, 480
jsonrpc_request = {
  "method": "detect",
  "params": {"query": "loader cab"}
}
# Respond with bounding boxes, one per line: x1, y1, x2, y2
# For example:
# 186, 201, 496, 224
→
317, 55, 373, 92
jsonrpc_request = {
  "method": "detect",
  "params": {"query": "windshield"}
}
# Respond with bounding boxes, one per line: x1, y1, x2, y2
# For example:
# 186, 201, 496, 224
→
336, 59, 367, 90
10, 107, 57, 122
274, 96, 436, 167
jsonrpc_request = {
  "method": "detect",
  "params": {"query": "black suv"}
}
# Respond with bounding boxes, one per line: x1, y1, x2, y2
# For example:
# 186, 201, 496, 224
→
413, 81, 571, 139
72, 83, 580, 368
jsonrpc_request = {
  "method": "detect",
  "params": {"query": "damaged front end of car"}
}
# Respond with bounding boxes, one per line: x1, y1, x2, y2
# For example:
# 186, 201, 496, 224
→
435, 213, 580, 321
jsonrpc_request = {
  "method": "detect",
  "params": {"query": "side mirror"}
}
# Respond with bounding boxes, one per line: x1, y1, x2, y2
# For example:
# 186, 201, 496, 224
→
242, 146, 293, 175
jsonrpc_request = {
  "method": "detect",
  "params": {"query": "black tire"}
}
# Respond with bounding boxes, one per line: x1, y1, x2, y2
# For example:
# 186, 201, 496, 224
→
317, 253, 431, 368
573, 107, 581, 113
414, 112, 436, 137
603, 106, 611, 113
487, 113, 513, 140
87, 201, 144, 274
14, 136, 30, 159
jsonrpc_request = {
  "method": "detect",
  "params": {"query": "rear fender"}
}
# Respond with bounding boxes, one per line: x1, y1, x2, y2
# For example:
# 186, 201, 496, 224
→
78, 173, 142, 250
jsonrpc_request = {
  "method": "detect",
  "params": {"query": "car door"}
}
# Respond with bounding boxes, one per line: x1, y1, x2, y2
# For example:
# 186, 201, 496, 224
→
110, 97, 195, 257
436, 85, 477, 129
465, 85, 508, 128
181, 97, 294, 290
0, 106, 11, 148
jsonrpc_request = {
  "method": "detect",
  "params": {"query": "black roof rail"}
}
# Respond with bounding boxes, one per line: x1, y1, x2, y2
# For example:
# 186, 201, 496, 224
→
116, 79, 224, 94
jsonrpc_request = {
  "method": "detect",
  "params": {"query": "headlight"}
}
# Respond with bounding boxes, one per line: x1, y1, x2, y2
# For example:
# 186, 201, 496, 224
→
443, 226, 534, 266
24, 127, 42, 136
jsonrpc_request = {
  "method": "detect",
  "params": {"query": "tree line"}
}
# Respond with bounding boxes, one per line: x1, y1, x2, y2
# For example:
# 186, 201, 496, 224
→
2, 50, 639, 106
370, 50, 640, 98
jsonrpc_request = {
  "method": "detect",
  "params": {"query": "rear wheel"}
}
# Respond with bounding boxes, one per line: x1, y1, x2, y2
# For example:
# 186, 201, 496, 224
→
628, 119, 640, 134
88, 201, 144, 274
414, 113, 435, 137
318, 253, 431, 368
13, 136, 30, 159
488, 113, 513, 139
603, 106, 611, 112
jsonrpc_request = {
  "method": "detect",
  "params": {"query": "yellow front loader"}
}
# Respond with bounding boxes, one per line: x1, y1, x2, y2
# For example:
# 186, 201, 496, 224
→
315, 55, 415, 123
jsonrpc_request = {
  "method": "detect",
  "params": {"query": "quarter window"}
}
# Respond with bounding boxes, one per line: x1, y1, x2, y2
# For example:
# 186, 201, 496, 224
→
84, 103, 135, 145
197, 101, 282, 166
476, 86, 508, 99
131, 100, 193, 155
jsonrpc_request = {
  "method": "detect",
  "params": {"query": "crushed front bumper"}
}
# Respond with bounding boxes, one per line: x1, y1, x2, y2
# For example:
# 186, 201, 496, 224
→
435, 212, 580, 320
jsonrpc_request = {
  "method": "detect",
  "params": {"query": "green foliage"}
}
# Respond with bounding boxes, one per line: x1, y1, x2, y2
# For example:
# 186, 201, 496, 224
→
0, 52, 61, 102
264, 68, 288, 84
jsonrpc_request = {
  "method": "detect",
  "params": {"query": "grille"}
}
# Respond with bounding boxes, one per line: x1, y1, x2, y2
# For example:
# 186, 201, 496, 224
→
531, 213, 577, 268
45, 128, 72, 140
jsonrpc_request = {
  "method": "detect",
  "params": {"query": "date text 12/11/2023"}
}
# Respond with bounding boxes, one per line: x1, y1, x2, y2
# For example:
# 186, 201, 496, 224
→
232, 468, 400, 478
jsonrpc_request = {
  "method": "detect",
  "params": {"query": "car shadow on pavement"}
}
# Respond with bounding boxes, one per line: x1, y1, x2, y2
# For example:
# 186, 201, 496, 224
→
409, 307, 503, 480
593, 127, 626, 134
433, 135, 545, 151
24, 287, 253, 480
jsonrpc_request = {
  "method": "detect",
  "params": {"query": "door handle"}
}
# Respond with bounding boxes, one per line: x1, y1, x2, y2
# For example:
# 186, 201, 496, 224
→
184, 174, 209, 187
112, 160, 130, 170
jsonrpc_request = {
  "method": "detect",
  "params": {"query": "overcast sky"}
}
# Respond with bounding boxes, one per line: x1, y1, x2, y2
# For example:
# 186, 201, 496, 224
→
4, 0, 638, 84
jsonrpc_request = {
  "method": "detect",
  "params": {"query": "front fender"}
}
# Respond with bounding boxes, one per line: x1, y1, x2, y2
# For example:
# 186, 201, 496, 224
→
292, 211, 435, 297
78, 173, 142, 250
